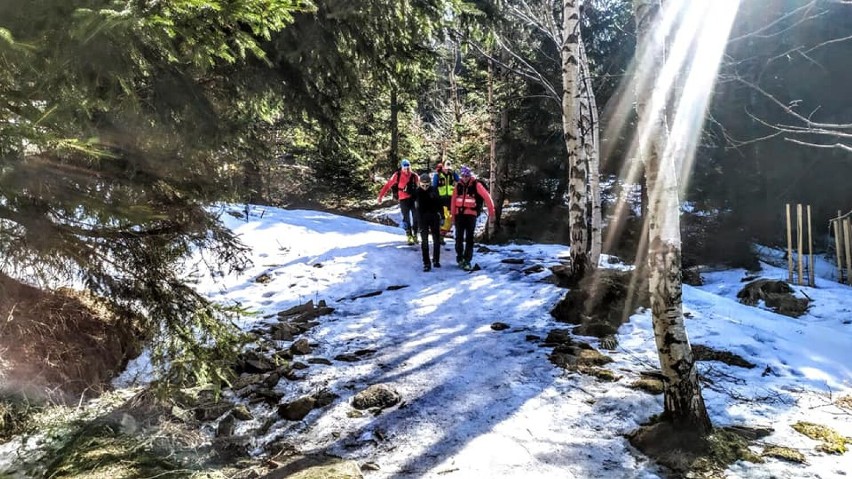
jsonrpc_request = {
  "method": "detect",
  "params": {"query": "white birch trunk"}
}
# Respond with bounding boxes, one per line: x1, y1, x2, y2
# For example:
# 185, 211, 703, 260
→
578, 40, 602, 268
633, 0, 711, 434
561, 0, 588, 279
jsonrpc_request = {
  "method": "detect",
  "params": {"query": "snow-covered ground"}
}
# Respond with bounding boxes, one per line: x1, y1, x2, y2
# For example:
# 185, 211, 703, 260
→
122, 205, 852, 477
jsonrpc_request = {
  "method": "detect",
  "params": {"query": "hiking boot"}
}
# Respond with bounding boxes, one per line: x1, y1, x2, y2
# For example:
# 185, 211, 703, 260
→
407, 233, 415, 245
423, 264, 432, 272
456, 255, 463, 265
433, 261, 441, 268
462, 261, 472, 271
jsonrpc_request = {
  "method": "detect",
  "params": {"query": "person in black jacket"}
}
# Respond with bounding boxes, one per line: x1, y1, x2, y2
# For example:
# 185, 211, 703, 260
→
414, 172, 442, 271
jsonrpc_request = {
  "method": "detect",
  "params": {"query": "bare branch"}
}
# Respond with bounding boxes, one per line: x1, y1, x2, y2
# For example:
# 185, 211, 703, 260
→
727, 1, 825, 44
785, 138, 852, 153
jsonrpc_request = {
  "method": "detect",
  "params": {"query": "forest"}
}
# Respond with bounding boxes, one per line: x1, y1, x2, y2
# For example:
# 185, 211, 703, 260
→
1, 0, 851, 477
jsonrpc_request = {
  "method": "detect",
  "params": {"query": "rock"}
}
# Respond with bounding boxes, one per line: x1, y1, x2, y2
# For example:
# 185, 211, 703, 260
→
290, 339, 312, 355
491, 322, 510, 331
335, 353, 361, 363
291, 361, 309, 370
271, 323, 300, 341
231, 404, 254, 421
525, 335, 541, 342
523, 265, 545, 275
307, 357, 333, 366
386, 285, 408, 291
237, 351, 276, 374
249, 388, 284, 404
263, 369, 285, 388
314, 389, 339, 408
278, 396, 317, 421
501, 258, 525, 265
737, 279, 809, 317
255, 273, 273, 284
544, 329, 572, 346
354, 349, 376, 357
195, 400, 236, 421
352, 384, 401, 411
212, 435, 250, 461
278, 300, 314, 318
217, 413, 236, 437
682, 267, 703, 286
232, 373, 265, 391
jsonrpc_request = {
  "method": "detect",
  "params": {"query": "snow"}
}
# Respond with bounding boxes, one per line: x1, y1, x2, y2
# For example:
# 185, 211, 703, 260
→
121, 205, 851, 477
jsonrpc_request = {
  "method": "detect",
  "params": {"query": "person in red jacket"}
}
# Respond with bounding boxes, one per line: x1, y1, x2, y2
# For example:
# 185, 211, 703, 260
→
377, 159, 419, 244
450, 166, 495, 271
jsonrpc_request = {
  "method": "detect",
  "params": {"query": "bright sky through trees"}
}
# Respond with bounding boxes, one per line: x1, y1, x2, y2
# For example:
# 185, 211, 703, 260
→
604, 0, 741, 248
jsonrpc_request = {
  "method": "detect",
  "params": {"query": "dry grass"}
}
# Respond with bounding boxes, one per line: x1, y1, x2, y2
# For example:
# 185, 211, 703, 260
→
0, 273, 143, 400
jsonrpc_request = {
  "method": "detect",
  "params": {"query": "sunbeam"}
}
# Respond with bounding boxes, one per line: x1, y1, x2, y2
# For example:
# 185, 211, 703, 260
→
603, 0, 742, 255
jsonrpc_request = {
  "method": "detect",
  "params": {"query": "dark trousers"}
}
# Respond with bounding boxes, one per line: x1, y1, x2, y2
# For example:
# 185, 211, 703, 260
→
454, 214, 477, 263
419, 214, 441, 266
399, 198, 417, 234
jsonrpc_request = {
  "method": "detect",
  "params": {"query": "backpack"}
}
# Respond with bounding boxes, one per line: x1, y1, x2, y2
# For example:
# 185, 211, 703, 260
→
391, 168, 417, 200
474, 179, 489, 215
456, 178, 487, 216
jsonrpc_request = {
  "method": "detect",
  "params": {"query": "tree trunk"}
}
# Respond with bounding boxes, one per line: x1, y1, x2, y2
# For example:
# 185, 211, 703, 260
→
579, 40, 602, 268
487, 58, 498, 239
561, 0, 588, 279
390, 86, 400, 169
633, 0, 712, 434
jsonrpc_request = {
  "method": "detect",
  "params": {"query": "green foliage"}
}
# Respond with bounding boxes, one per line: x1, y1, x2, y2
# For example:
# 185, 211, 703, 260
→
0, 0, 308, 387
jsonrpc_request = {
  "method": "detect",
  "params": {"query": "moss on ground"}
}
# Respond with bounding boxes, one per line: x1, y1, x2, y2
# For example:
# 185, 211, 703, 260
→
791, 421, 851, 454
579, 366, 620, 381
629, 423, 766, 477
762, 445, 806, 463
630, 378, 664, 395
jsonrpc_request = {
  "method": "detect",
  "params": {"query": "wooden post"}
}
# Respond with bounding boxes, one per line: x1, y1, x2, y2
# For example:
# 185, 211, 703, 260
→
786, 203, 793, 283
845, 218, 852, 286
835, 211, 844, 283
797, 204, 804, 286
807, 205, 814, 287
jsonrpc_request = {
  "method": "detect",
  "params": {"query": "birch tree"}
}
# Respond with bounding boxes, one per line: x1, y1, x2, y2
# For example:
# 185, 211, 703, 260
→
470, 0, 601, 277
579, 40, 602, 267
632, 0, 711, 433
560, 0, 591, 278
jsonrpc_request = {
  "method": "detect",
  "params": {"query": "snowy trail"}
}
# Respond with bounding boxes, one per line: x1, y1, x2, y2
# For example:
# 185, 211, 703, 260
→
115, 205, 852, 478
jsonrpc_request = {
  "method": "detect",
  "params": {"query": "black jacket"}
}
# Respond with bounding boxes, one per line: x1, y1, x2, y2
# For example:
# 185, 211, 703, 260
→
413, 186, 442, 221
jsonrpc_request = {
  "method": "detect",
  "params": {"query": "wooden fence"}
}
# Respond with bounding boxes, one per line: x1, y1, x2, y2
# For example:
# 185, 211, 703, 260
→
785, 203, 815, 287
830, 210, 852, 285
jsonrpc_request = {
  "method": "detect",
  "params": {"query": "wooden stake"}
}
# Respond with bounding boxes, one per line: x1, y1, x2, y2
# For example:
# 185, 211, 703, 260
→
786, 203, 793, 283
835, 211, 844, 283
797, 204, 804, 286
845, 218, 852, 286
807, 205, 814, 287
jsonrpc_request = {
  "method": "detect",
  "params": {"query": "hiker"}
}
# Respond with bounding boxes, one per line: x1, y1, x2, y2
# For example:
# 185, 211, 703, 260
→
414, 172, 442, 271
450, 166, 495, 271
432, 161, 460, 238
378, 159, 419, 244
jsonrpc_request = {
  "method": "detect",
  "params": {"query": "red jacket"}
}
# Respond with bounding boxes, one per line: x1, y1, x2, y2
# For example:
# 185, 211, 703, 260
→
378, 169, 417, 201
450, 176, 495, 218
